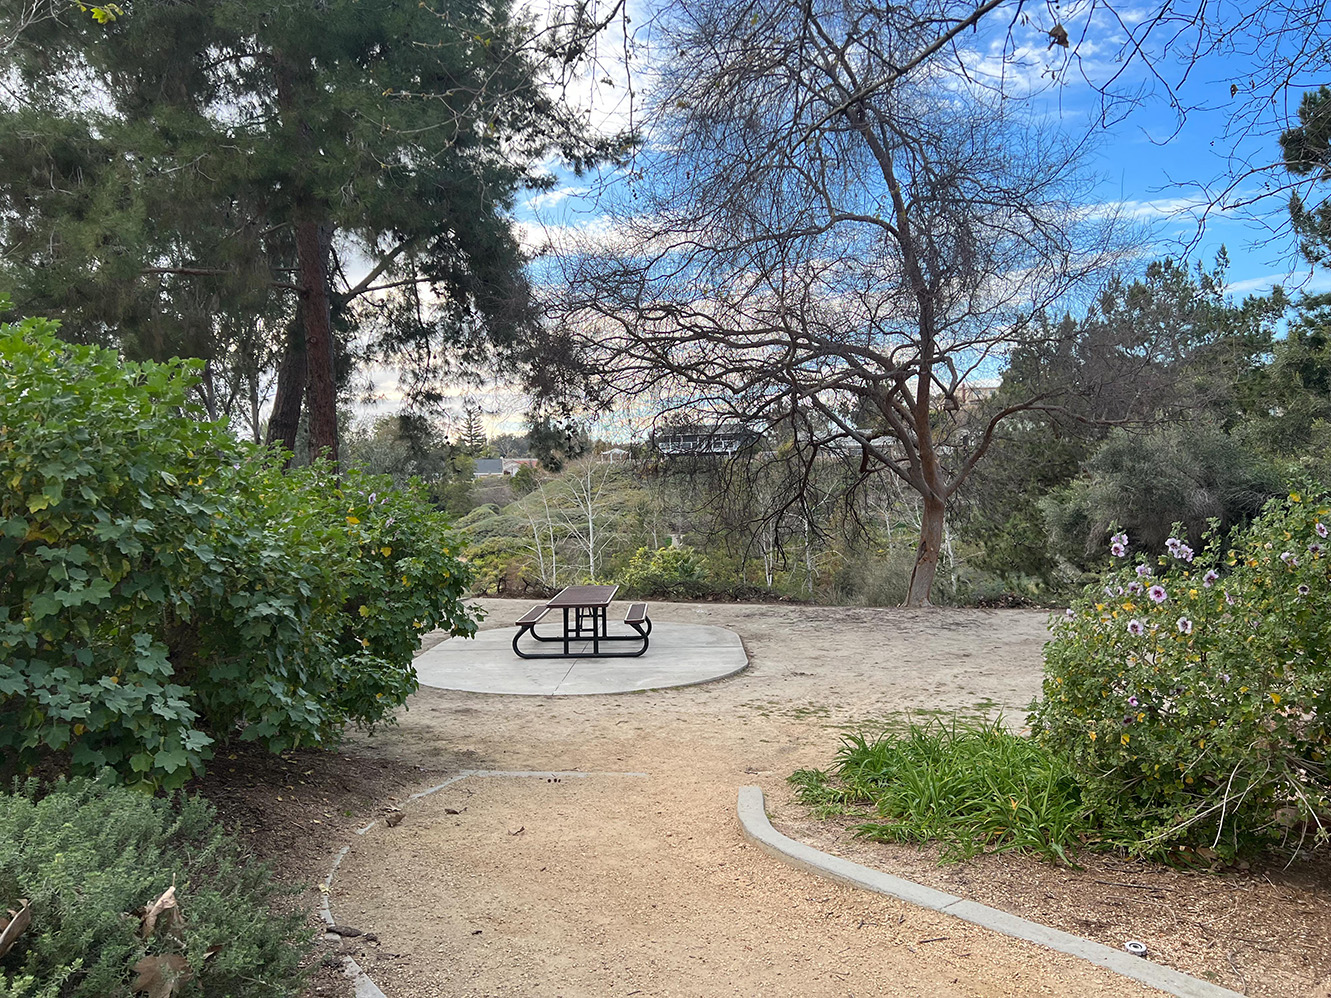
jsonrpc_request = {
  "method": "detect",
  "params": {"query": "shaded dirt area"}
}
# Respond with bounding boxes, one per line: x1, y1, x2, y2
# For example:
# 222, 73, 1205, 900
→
774, 801, 1331, 998
207, 599, 1330, 997
186, 742, 429, 996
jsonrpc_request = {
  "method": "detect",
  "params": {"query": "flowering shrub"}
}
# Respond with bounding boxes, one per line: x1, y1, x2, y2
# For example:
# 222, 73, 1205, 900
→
0, 324, 476, 788
1031, 495, 1331, 856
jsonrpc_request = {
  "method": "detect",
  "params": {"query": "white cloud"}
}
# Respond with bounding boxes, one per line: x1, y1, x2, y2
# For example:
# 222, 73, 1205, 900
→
523, 186, 590, 212
1225, 269, 1331, 297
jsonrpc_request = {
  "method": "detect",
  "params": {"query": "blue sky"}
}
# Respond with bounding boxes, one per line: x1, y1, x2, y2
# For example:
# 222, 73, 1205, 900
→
513, 0, 1331, 308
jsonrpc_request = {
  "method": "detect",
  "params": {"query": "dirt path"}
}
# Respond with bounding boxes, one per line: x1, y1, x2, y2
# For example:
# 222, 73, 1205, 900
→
330, 600, 1171, 997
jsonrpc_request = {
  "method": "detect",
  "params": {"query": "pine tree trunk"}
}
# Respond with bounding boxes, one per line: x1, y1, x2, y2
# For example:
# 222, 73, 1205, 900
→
265, 311, 307, 462
295, 217, 338, 468
905, 492, 945, 607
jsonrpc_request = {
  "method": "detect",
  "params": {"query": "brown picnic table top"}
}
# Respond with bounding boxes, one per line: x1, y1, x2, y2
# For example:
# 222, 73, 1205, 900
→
544, 584, 619, 609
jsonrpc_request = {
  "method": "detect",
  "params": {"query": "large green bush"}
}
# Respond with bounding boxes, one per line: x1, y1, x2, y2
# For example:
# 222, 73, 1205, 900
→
1031, 494, 1330, 856
617, 543, 711, 597
0, 323, 476, 788
0, 776, 309, 998
1040, 423, 1281, 563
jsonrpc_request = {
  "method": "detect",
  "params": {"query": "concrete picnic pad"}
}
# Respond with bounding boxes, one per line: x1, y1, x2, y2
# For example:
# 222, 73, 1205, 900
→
412, 621, 748, 695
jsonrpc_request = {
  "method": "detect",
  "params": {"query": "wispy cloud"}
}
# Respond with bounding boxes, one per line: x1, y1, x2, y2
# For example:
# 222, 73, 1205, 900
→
1225, 269, 1331, 297
523, 186, 589, 212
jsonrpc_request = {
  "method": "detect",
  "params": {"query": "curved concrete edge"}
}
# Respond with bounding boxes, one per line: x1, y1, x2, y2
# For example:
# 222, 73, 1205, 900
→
737, 786, 1244, 998
322, 769, 650, 997
320, 846, 387, 998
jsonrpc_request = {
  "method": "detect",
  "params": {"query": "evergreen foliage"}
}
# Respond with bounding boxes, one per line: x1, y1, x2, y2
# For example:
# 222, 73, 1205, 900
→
0, 776, 309, 998
0, 320, 476, 788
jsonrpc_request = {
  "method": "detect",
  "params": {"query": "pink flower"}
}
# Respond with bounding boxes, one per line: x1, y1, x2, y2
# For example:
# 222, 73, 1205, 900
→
1127, 619, 1145, 636
1111, 542, 1127, 557
1317, 521, 1328, 538
1176, 617, 1193, 635
1202, 569, 1219, 587
1148, 584, 1167, 603
1136, 564, 1154, 578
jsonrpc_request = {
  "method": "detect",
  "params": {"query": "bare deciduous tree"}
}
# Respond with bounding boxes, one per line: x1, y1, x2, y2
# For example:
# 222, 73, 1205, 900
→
546, 0, 1124, 605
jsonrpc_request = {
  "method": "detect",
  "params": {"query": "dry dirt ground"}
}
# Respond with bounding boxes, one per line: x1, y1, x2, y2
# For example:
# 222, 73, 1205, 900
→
208, 599, 1331, 998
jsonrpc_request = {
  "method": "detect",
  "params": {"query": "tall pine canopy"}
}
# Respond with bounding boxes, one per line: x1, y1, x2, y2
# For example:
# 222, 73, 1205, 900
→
0, 0, 619, 461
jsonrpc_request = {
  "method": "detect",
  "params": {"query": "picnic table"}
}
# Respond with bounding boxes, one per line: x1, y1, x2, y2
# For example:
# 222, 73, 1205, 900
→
512, 584, 651, 659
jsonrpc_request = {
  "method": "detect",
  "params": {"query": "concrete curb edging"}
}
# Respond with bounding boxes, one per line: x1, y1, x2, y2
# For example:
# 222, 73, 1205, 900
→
321, 769, 649, 997
737, 786, 1244, 998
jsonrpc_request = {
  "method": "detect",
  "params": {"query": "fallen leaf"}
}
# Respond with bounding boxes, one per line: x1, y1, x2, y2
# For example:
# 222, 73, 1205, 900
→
131, 954, 193, 998
139, 885, 183, 941
0, 899, 31, 959
385, 811, 403, 827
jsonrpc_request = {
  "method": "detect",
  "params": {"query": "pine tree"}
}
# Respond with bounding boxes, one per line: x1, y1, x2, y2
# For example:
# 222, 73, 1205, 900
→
458, 403, 488, 456
0, 0, 624, 464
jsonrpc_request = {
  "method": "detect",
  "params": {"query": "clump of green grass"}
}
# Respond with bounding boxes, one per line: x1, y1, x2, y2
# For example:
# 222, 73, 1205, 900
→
791, 720, 1101, 865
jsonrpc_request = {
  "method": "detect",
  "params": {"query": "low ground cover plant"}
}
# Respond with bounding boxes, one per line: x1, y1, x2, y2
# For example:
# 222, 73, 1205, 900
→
791, 720, 1094, 864
0, 776, 309, 998
0, 320, 477, 788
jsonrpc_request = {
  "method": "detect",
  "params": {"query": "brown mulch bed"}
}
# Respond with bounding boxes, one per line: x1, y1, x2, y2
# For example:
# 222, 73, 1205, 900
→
186, 742, 440, 998
773, 803, 1331, 998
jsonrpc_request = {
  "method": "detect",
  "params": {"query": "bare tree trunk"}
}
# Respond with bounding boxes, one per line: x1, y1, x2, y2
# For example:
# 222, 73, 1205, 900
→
265, 313, 307, 463
296, 217, 338, 468
248, 373, 262, 445
198, 360, 219, 422
906, 492, 945, 606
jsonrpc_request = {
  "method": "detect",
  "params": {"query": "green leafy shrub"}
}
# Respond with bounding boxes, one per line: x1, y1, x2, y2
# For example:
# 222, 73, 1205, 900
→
1031, 493, 1331, 856
1040, 423, 1281, 562
460, 534, 541, 595
0, 325, 477, 788
617, 543, 712, 597
791, 720, 1095, 864
0, 776, 310, 998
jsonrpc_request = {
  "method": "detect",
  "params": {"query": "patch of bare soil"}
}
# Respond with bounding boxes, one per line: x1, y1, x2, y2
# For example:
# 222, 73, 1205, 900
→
770, 788, 1331, 997
187, 742, 431, 996
206, 599, 1331, 998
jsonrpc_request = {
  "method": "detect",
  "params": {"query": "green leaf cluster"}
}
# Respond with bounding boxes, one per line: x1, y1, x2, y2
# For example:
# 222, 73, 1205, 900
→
0, 324, 477, 788
791, 720, 1093, 866
0, 776, 309, 998
1031, 495, 1331, 857
617, 544, 712, 598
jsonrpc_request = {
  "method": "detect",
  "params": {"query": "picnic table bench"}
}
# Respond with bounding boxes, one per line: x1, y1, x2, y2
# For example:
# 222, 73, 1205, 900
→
512, 585, 651, 659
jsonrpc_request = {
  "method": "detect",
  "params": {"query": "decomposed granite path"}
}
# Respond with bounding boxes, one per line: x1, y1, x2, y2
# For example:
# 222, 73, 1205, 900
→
329, 599, 1177, 998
